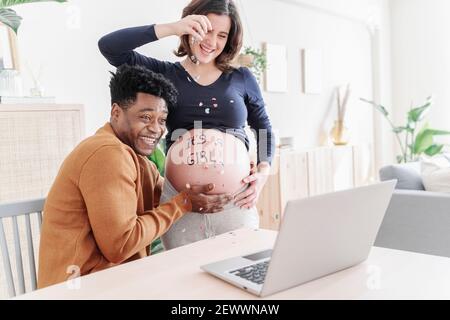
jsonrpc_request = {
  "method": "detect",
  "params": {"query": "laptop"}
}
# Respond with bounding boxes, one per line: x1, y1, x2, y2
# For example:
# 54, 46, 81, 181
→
201, 180, 396, 297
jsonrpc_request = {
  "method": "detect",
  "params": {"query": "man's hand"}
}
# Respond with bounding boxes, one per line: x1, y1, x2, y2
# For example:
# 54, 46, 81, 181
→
184, 184, 232, 214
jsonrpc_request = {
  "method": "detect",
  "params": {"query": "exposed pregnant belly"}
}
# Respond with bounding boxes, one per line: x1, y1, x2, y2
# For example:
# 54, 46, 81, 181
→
165, 129, 250, 195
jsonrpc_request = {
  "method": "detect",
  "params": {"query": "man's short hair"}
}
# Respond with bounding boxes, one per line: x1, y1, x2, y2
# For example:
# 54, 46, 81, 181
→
109, 64, 178, 109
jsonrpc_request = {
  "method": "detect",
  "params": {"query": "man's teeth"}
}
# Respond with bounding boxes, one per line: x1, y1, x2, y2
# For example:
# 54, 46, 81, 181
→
141, 137, 156, 144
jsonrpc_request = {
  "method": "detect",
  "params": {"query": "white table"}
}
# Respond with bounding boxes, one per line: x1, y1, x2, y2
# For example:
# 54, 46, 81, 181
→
16, 228, 450, 299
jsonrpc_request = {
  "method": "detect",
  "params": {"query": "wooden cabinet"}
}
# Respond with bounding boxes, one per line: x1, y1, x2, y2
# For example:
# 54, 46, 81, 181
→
307, 147, 334, 196
0, 104, 84, 299
332, 146, 355, 191
256, 144, 375, 230
0, 104, 85, 202
279, 151, 309, 211
256, 155, 281, 232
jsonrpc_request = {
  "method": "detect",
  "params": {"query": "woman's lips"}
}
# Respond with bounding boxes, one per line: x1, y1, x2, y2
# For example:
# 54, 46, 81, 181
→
199, 43, 214, 56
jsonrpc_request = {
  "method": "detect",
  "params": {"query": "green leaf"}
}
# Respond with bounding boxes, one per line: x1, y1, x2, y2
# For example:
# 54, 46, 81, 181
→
242, 46, 266, 83
0, 7, 20, 33
408, 104, 430, 122
360, 98, 389, 117
0, 0, 66, 8
424, 144, 444, 157
375, 104, 389, 117
413, 126, 450, 154
396, 155, 404, 163
423, 129, 450, 136
414, 126, 433, 154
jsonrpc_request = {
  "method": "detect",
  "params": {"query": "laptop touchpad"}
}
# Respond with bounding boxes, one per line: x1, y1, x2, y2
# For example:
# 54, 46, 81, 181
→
243, 249, 273, 261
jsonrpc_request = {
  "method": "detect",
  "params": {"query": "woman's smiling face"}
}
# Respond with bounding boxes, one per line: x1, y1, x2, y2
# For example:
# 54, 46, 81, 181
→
190, 13, 231, 65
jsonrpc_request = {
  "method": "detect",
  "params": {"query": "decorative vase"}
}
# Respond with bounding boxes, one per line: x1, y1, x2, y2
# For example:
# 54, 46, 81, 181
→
330, 120, 349, 146
30, 82, 44, 97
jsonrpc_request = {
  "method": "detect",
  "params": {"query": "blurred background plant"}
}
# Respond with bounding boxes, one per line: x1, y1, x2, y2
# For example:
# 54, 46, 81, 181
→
237, 46, 267, 83
361, 96, 450, 163
0, 0, 66, 33
148, 140, 166, 254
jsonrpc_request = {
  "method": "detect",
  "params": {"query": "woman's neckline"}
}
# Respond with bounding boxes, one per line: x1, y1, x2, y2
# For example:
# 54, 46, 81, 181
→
176, 61, 225, 88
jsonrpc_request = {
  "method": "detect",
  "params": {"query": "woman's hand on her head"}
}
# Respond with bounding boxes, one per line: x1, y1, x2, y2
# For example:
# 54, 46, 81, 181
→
156, 15, 212, 41
171, 15, 212, 41
184, 183, 232, 214
234, 162, 270, 209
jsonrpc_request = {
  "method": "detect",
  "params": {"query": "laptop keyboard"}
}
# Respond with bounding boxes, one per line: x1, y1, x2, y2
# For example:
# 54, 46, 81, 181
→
229, 260, 269, 285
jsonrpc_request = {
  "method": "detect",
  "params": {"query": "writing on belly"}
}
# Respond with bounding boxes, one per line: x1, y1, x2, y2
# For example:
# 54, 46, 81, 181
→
165, 129, 250, 194
186, 134, 224, 170
168, 130, 248, 168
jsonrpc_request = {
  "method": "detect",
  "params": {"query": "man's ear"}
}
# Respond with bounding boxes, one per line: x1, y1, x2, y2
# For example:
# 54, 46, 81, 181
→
111, 103, 122, 122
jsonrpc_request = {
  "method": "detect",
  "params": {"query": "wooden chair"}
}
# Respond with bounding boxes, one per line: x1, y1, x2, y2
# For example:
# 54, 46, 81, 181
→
0, 198, 45, 298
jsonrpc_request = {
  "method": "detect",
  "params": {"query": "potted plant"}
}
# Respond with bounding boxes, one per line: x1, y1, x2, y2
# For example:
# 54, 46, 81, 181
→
0, 0, 67, 33
237, 46, 267, 83
361, 96, 450, 163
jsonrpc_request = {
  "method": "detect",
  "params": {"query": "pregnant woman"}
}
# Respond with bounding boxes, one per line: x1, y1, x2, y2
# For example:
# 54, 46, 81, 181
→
98, 0, 274, 249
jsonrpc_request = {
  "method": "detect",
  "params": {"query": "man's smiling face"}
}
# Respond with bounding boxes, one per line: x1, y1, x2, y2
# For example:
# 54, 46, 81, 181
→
111, 92, 168, 156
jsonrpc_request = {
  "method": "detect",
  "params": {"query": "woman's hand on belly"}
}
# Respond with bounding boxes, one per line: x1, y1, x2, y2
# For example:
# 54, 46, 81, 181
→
184, 183, 233, 213
234, 161, 270, 209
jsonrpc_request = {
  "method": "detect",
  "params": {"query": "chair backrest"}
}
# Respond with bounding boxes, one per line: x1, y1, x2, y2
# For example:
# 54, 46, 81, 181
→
0, 198, 45, 298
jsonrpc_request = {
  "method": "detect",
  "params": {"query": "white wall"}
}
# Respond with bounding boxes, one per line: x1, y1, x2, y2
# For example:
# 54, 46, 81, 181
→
380, 0, 394, 165
14, 0, 186, 137
13, 0, 392, 156
391, 0, 450, 154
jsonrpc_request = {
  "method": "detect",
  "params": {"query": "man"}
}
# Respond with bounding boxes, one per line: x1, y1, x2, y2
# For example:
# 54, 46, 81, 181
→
38, 65, 231, 288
